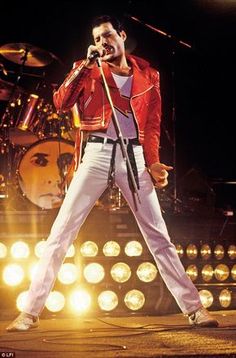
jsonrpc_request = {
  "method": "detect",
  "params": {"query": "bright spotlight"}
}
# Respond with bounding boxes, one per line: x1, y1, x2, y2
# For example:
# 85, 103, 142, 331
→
11, 241, 30, 259
110, 262, 131, 283
3, 264, 24, 286
0, 242, 7, 258
228, 245, 236, 260
186, 265, 198, 282
200, 244, 211, 260
80, 241, 98, 257
231, 264, 236, 280
83, 263, 105, 283
45, 291, 65, 312
136, 262, 157, 282
16, 291, 29, 312
201, 264, 214, 282
58, 263, 79, 284
175, 244, 184, 258
214, 264, 230, 281
69, 289, 91, 313
214, 244, 225, 260
199, 289, 214, 308
124, 289, 145, 310
98, 290, 118, 311
103, 241, 120, 257
186, 244, 198, 259
124, 241, 143, 256
219, 289, 232, 308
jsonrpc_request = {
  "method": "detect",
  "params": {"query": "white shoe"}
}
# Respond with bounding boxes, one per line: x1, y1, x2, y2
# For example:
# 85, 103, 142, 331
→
6, 312, 39, 332
188, 307, 219, 327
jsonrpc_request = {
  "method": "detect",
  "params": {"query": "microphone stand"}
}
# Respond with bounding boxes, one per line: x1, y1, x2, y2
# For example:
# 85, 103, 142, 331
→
127, 15, 192, 213
95, 57, 141, 211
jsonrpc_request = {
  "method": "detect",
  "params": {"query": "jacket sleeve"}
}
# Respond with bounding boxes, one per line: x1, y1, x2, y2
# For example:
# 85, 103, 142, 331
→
53, 60, 91, 112
143, 69, 161, 167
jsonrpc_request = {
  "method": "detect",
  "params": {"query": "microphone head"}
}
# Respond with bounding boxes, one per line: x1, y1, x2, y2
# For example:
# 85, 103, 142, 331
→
88, 51, 100, 61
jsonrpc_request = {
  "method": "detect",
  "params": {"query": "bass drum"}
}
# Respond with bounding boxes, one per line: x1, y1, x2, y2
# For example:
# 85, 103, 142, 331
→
17, 138, 75, 209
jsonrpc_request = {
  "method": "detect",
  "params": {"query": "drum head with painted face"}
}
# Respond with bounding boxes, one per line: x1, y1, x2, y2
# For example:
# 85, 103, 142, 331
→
18, 139, 74, 209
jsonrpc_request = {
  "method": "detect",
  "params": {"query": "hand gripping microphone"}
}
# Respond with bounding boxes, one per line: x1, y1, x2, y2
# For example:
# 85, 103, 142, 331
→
88, 49, 106, 61
88, 51, 101, 61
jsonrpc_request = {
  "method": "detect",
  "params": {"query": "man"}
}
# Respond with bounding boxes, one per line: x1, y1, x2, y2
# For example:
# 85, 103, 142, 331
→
6, 15, 218, 331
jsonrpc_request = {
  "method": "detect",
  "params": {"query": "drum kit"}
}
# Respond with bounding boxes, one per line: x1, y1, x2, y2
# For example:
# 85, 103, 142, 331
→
0, 42, 126, 211
0, 43, 76, 209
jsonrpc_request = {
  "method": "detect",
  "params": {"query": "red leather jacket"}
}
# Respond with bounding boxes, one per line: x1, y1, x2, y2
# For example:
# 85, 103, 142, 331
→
53, 54, 161, 167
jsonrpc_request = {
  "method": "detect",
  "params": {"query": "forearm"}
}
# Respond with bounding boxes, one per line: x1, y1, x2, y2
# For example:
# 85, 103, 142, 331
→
53, 60, 91, 112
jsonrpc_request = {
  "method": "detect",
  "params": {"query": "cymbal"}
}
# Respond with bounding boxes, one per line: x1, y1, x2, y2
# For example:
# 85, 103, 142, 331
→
0, 78, 24, 101
0, 43, 56, 67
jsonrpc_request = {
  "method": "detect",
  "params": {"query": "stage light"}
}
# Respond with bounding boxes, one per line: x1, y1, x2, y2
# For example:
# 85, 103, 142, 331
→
124, 289, 145, 310
175, 244, 184, 258
199, 289, 214, 308
219, 289, 231, 308
186, 244, 198, 259
84, 263, 105, 283
231, 264, 236, 280
11, 241, 30, 259
124, 241, 143, 257
16, 291, 28, 311
214, 244, 225, 260
3, 208, 236, 318
3, 264, 24, 286
80, 241, 98, 257
200, 244, 211, 260
136, 262, 158, 282
34, 240, 46, 258
58, 263, 79, 284
45, 291, 65, 312
69, 289, 91, 313
186, 264, 198, 282
228, 245, 236, 260
0, 242, 7, 258
66, 244, 75, 258
103, 241, 120, 257
110, 262, 131, 283
201, 264, 214, 282
97, 290, 118, 311
214, 264, 230, 281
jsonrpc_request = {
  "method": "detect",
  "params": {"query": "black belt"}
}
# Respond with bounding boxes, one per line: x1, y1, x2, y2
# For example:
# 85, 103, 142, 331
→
87, 135, 140, 190
87, 135, 140, 146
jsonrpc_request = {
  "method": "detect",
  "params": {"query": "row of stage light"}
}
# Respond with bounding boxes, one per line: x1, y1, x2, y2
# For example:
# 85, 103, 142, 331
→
0, 238, 236, 315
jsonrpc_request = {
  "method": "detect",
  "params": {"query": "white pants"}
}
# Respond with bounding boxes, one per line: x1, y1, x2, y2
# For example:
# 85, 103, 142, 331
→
24, 142, 202, 316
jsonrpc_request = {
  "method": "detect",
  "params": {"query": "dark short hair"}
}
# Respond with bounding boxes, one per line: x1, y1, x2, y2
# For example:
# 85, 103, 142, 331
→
91, 15, 124, 34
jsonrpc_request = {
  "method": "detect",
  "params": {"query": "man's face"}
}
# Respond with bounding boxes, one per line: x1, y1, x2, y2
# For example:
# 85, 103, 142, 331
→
92, 22, 126, 61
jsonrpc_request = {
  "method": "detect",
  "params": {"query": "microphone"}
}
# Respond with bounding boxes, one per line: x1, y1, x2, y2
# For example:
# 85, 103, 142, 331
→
88, 50, 101, 61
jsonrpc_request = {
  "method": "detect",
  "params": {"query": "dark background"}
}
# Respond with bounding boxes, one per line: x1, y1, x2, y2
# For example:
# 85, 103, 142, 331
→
1, 0, 236, 208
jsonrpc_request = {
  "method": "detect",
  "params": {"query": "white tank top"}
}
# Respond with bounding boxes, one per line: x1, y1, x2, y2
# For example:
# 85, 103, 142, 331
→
91, 72, 137, 139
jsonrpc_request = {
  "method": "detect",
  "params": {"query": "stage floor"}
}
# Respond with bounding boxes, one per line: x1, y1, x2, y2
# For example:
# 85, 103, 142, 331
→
0, 310, 236, 357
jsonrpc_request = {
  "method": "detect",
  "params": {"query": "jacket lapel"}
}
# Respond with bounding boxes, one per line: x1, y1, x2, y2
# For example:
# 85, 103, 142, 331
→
90, 63, 117, 89
90, 55, 154, 97
129, 57, 154, 97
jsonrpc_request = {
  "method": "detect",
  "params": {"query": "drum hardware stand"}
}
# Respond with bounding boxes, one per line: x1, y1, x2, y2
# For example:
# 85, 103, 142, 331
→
1, 68, 44, 79
0, 48, 30, 204
108, 186, 126, 211
127, 15, 192, 213
95, 57, 141, 211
